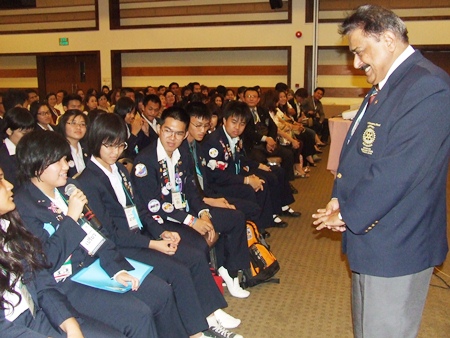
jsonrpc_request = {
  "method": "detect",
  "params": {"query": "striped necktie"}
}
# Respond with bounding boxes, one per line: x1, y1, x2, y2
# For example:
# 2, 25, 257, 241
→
368, 87, 378, 106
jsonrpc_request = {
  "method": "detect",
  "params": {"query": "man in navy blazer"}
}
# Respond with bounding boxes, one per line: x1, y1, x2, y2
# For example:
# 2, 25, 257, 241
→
313, 5, 450, 338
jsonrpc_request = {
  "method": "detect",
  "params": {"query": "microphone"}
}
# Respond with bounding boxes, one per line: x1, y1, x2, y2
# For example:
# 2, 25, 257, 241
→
64, 184, 102, 230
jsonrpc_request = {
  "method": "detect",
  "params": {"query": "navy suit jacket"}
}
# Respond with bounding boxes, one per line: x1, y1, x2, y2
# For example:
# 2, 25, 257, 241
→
0, 143, 18, 187
14, 181, 132, 277
131, 140, 209, 239
202, 126, 258, 188
333, 50, 450, 277
76, 160, 152, 248
0, 269, 79, 337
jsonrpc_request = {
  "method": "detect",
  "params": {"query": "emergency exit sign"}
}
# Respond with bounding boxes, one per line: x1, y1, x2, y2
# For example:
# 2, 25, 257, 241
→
59, 37, 69, 46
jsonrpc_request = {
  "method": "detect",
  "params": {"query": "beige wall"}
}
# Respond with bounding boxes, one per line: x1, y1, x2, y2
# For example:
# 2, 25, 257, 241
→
1, 0, 449, 106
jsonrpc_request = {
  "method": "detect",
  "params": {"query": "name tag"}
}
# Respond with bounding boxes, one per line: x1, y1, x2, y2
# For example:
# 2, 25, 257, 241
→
124, 205, 143, 231
172, 192, 185, 210
54, 255, 73, 283
80, 222, 106, 256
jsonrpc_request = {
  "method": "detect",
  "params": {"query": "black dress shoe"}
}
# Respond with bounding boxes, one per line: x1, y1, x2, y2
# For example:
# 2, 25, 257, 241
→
281, 209, 301, 217
267, 220, 288, 229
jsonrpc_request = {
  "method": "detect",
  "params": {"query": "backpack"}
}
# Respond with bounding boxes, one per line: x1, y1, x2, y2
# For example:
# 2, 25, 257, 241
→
240, 221, 280, 288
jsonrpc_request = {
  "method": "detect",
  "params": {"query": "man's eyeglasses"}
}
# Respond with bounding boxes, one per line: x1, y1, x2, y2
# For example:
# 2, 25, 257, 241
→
161, 128, 185, 139
190, 122, 211, 130
38, 111, 51, 116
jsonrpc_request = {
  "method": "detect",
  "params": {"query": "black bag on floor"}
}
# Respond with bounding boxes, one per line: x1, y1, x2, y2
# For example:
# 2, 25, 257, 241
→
240, 221, 280, 288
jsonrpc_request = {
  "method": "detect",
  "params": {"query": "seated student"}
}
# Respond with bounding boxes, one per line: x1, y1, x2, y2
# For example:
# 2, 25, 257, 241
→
186, 101, 271, 233
0, 107, 35, 187
77, 113, 243, 336
56, 110, 89, 178
113, 96, 144, 159
260, 90, 311, 177
134, 94, 161, 153
203, 101, 300, 230
14, 130, 186, 338
184, 102, 253, 298
30, 101, 54, 131
0, 166, 124, 338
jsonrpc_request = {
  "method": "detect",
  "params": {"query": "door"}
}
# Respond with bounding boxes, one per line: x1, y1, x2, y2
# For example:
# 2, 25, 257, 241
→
37, 52, 101, 98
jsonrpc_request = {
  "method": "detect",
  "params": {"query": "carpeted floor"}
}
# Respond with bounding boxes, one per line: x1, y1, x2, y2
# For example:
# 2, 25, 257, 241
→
223, 147, 450, 338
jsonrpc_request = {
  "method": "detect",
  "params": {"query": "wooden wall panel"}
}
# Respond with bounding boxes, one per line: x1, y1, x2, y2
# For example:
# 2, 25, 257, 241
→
112, 0, 291, 29
0, 0, 98, 34
117, 48, 290, 90
318, 0, 450, 22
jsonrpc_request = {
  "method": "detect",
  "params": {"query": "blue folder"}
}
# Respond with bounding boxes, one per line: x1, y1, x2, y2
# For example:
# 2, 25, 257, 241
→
71, 258, 153, 293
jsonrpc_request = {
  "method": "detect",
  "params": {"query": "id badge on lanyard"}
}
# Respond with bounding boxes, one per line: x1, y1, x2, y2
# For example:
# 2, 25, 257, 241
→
124, 205, 143, 231
172, 172, 186, 209
80, 220, 106, 256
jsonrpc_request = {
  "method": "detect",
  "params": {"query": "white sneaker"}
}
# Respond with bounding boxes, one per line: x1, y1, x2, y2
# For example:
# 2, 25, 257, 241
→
214, 309, 241, 329
217, 267, 250, 299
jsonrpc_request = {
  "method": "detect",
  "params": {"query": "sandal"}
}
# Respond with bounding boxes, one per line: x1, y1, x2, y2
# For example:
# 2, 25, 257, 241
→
294, 170, 310, 178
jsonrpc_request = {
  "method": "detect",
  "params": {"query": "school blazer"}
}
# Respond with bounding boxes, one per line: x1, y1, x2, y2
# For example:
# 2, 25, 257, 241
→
76, 160, 152, 248
202, 126, 258, 188
131, 140, 209, 239
14, 181, 133, 277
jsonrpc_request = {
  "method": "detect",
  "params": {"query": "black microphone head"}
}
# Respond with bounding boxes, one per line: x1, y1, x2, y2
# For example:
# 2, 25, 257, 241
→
64, 183, 77, 196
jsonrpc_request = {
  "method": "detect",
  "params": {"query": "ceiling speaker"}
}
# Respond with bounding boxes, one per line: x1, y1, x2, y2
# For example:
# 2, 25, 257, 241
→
270, 0, 283, 9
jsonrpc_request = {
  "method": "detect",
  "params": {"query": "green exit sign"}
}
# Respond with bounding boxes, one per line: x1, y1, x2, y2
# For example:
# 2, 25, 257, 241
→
59, 38, 69, 46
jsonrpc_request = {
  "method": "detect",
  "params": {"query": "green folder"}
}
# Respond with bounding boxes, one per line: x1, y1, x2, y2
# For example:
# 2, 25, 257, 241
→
71, 258, 153, 293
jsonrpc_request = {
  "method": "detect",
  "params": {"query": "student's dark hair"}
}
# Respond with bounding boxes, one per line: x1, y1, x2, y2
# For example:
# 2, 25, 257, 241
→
169, 82, 179, 87
275, 82, 289, 93
96, 92, 108, 101
45, 92, 56, 101
56, 109, 88, 139
83, 94, 97, 112
57, 89, 68, 96
236, 86, 247, 95
86, 88, 97, 97
143, 94, 161, 107
160, 106, 190, 131
62, 94, 82, 107
294, 88, 308, 99
102, 85, 110, 92
0, 205, 48, 310
222, 100, 251, 124
88, 113, 127, 157
25, 89, 38, 96
120, 87, 135, 97
260, 89, 279, 112
3, 90, 28, 112
216, 85, 227, 97
114, 96, 135, 119
16, 130, 70, 183
243, 87, 260, 98
314, 87, 325, 95
2, 107, 35, 135
339, 4, 408, 43
186, 101, 211, 121
29, 101, 52, 125
157, 85, 166, 92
